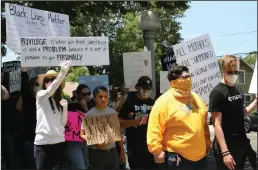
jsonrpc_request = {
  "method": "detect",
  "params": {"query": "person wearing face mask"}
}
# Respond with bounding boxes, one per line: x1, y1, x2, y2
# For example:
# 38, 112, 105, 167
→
118, 76, 157, 169
209, 55, 257, 170
18, 67, 41, 169
147, 65, 211, 170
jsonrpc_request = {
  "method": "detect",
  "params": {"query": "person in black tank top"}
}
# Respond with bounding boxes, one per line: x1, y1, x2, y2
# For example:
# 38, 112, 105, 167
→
209, 55, 257, 170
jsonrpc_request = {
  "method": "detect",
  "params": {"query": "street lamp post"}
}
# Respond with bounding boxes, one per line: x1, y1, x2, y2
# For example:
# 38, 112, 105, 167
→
138, 11, 160, 99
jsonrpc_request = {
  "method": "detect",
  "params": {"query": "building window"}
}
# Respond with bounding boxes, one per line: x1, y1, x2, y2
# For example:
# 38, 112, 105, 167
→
237, 70, 245, 84
243, 94, 252, 106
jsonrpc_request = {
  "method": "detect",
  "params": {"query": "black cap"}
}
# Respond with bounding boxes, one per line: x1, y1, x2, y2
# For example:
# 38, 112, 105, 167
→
136, 76, 152, 89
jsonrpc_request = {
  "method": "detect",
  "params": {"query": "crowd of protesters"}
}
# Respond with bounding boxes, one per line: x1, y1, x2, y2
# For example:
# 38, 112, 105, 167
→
1, 55, 257, 170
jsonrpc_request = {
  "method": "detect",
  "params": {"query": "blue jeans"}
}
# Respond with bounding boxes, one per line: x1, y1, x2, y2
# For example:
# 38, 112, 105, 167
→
158, 152, 208, 170
66, 142, 89, 169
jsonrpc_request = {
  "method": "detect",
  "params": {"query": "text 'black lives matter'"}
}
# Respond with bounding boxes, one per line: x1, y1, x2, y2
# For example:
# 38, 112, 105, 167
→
160, 51, 177, 71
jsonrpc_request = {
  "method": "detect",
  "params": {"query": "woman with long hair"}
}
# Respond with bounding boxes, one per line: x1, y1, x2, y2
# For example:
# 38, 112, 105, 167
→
34, 61, 70, 169
65, 84, 92, 169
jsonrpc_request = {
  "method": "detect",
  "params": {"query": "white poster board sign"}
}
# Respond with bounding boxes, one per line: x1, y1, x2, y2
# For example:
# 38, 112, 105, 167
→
9, 69, 21, 93
160, 71, 170, 93
249, 60, 257, 94
173, 34, 222, 106
123, 52, 152, 90
5, 3, 70, 53
9, 67, 49, 93
21, 37, 109, 67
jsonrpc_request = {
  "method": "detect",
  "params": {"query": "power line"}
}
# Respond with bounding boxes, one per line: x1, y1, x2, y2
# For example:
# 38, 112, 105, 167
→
211, 31, 257, 38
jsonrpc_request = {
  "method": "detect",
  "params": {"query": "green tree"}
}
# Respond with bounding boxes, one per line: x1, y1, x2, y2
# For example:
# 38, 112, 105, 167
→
65, 66, 89, 82
243, 52, 257, 68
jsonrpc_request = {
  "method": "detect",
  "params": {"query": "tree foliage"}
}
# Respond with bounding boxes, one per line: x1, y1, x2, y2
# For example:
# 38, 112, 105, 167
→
1, 1, 190, 87
243, 52, 257, 68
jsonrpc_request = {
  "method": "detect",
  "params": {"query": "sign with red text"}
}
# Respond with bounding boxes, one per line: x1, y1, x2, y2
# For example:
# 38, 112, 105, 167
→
173, 34, 222, 106
21, 37, 109, 67
5, 3, 70, 53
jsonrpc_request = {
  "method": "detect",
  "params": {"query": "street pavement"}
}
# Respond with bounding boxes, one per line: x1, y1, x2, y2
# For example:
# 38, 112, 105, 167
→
208, 125, 258, 169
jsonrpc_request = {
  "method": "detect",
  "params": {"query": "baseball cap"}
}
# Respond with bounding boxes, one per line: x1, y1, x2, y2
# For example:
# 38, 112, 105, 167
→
136, 76, 152, 89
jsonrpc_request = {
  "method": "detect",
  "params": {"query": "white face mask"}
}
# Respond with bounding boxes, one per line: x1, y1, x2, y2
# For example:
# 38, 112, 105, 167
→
139, 89, 151, 99
33, 86, 41, 95
226, 75, 238, 84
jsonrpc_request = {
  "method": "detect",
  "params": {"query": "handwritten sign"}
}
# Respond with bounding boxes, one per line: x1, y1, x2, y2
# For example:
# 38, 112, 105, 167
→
20, 37, 109, 67
5, 3, 70, 53
160, 71, 170, 93
83, 114, 122, 145
2, 61, 21, 72
173, 34, 222, 106
9, 68, 21, 93
160, 52, 177, 71
249, 60, 257, 94
65, 111, 84, 142
78, 75, 109, 98
123, 51, 152, 90
8, 66, 49, 93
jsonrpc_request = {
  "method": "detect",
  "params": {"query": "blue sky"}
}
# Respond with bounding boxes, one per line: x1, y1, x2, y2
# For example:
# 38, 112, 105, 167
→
178, 1, 257, 57
2, 1, 257, 63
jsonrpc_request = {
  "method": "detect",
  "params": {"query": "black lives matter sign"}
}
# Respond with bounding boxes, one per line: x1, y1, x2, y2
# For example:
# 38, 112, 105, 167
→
83, 114, 122, 145
160, 51, 177, 71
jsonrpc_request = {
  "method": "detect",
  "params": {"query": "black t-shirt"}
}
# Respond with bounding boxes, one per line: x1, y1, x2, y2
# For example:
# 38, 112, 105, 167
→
118, 92, 154, 152
209, 82, 247, 141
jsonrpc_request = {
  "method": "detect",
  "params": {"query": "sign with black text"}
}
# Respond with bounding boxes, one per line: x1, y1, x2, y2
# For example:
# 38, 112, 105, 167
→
160, 52, 177, 71
2, 61, 21, 72
21, 37, 109, 67
5, 3, 70, 53
172, 34, 222, 106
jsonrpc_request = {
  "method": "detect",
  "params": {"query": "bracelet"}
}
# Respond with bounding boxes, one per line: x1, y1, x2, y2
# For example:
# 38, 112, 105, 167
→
222, 152, 230, 157
221, 151, 229, 155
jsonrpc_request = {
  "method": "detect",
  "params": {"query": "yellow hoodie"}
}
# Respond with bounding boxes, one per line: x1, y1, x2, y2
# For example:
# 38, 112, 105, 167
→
147, 89, 211, 161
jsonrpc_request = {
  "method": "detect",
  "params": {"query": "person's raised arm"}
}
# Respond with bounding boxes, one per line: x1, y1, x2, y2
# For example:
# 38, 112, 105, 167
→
60, 99, 68, 126
21, 67, 30, 97
37, 61, 70, 99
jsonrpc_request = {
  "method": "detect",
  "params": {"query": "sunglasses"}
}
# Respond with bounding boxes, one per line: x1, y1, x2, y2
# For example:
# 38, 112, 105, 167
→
227, 71, 239, 75
44, 77, 55, 83
180, 75, 191, 79
81, 92, 91, 96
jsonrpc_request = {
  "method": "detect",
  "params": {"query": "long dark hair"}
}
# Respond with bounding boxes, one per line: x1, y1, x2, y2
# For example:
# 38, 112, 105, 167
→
42, 78, 63, 113
29, 76, 38, 98
76, 84, 90, 100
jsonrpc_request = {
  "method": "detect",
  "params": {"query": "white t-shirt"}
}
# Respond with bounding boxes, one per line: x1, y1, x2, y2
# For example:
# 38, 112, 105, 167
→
81, 107, 119, 150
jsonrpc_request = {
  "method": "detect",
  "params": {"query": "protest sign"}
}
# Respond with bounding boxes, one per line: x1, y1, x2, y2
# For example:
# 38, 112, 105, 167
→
173, 34, 222, 106
65, 111, 84, 142
160, 52, 177, 71
249, 60, 257, 94
160, 71, 170, 93
5, 3, 70, 53
8, 67, 49, 93
78, 75, 109, 98
9, 68, 21, 93
21, 37, 109, 67
2, 61, 21, 72
83, 113, 122, 145
123, 51, 152, 90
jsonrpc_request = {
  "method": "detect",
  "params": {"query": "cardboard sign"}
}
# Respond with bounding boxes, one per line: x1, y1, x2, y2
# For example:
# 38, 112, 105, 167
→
83, 114, 122, 145
20, 37, 109, 67
160, 52, 177, 71
5, 3, 70, 53
2, 61, 21, 72
65, 111, 84, 142
173, 34, 222, 106
249, 60, 257, 94
123, 51, 152, 90
78, 75, 109, 98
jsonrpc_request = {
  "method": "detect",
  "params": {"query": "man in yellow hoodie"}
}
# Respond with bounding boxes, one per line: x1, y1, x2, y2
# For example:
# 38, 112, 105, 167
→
147, 65, 211, 170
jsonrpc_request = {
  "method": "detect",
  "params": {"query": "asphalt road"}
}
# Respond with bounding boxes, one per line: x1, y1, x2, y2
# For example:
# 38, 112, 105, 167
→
208, 125, 258, 169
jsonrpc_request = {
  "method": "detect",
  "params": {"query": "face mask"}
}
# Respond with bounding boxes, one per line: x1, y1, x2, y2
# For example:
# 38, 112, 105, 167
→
226, 75, 238, 84
139, 89, 151, 99
33, 86, 41, 95
170, 77, 192, 98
